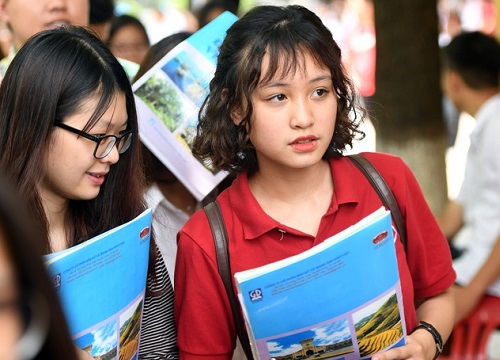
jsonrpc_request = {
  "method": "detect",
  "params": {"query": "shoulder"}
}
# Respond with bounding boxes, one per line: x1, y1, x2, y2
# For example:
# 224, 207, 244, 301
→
356, 152, 407, 169
348, 152, 415, 185
178, 207, 211, 244
345, 152, 425, 212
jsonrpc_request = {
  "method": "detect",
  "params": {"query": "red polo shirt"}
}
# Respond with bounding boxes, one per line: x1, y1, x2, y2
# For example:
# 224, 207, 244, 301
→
175, 153, 456, 359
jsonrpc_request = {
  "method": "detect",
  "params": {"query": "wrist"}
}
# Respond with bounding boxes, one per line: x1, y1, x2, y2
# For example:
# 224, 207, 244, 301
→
413, 321, 443, 360
412, 321, 443, 360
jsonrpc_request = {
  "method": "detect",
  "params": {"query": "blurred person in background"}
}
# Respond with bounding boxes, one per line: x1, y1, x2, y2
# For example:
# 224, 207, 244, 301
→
196, 0, 238, 28
438, 31, 500, 324
108, 14, 150, 66
0, 168, 77, 359
133, 30, 237, 289
0, 0, 88, 82
89, 0, 140, 80
88, 0, 114, 40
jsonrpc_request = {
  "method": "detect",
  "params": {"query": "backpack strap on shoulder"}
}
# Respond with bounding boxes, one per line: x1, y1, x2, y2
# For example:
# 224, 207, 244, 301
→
204, 201, 253, 359
348, 154, 407, 251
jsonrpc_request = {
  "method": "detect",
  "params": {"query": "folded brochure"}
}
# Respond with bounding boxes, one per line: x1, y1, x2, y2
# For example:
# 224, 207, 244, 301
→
234, 207, 406, 360
44, 209, 152, 359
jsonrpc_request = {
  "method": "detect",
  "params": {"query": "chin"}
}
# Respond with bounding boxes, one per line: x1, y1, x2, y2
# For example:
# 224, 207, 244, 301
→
72, 190, 101, 201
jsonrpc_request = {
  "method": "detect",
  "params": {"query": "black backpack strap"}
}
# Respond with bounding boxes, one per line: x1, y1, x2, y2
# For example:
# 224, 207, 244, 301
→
348, 154, 407, 251
204, 201, 253, 359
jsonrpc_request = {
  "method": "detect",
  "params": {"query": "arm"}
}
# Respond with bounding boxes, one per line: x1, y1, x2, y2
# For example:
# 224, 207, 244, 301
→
435, 201, 463, 241
373, 289, 455, 360
363, 154, 456, 360
453, 235, 500, 323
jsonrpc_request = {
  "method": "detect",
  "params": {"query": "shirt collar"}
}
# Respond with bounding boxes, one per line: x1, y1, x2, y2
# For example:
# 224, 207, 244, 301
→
472, 93, 500, 136
229, 157, 360, 240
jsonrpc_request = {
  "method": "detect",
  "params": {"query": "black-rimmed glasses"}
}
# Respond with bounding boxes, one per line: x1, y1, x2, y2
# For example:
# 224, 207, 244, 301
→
54, 121, 133, 159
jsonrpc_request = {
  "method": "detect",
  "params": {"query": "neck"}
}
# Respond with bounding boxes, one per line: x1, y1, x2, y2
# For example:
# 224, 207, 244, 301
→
249, 159, 333, 204
39, 189, 69, 252
248, 159, 334, 236
463, 88, 499, 117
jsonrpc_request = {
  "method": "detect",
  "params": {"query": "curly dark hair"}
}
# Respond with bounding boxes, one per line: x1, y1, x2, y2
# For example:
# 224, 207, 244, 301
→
192, 4, 365, 174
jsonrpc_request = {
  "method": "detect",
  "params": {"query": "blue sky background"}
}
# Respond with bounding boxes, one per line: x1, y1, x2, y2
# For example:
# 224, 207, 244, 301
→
75, 320, 118, 357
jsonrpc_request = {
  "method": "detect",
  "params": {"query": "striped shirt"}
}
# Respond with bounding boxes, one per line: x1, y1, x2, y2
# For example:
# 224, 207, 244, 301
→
139, 247, 178, 359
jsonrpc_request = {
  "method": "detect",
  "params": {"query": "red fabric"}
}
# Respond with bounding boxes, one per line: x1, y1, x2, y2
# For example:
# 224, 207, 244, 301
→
175, 152, 456, 359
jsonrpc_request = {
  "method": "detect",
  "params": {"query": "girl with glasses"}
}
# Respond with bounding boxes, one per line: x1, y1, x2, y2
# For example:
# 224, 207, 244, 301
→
0, 26, 178, 359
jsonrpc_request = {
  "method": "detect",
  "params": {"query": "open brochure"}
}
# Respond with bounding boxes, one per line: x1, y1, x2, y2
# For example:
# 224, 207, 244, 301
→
234, 207, 406, 360
132, 11, 238, 201
44, 209, 152, 360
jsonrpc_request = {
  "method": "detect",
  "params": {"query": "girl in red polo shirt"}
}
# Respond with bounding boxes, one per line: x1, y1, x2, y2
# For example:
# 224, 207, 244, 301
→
175, 5, 456, 360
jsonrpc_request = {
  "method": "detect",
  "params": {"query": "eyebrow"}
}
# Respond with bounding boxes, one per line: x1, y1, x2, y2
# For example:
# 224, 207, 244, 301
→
97, 118, 128, 131
260, 74, 332, 89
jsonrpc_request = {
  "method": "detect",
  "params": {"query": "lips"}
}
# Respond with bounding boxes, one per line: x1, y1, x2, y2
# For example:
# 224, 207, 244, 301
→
290, 136, 318, 145
294, 139, 314, 144
87, 172, 107, 186
290, 136, 318, 152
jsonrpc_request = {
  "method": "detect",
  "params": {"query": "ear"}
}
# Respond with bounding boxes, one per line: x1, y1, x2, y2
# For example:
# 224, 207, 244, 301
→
230, 107, 244, 126
0, 0, 9, 23
447, 70, 465, 92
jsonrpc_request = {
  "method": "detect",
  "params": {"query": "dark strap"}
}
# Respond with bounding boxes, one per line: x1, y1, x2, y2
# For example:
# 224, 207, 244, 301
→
204, 201, 253, 360
348, 154, 407, 251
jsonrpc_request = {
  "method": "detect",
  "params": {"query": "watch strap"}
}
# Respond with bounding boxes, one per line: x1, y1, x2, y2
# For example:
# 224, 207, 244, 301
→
413, 321, 443, 360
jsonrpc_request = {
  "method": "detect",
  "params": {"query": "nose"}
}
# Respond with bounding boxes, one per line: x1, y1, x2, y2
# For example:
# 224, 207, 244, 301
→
99, 145, 120, 165
290, 98, 314, 129
47, 0, 67, 11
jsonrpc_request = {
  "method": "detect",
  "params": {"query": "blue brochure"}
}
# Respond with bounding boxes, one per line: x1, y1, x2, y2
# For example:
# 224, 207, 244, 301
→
234, 208, 407, 360
133, 11, 238, 201
45, 209, 152, 360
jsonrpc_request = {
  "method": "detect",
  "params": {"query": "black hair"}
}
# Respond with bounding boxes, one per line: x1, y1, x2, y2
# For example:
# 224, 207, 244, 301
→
0, 25, 146, 254
442, 31, 500, 89
193, 5, 365, 174
108, 14, 150, 45
89, 0, 115, 24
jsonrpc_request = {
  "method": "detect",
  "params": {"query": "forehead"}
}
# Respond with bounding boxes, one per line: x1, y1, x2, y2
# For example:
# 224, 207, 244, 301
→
71, 90, 128, 127
259, 49, 328, 83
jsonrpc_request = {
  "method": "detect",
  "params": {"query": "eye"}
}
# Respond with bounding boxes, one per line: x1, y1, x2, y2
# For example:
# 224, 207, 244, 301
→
119, 127, 131, 136
268, 93, 287, 103
312, 88, 330, 98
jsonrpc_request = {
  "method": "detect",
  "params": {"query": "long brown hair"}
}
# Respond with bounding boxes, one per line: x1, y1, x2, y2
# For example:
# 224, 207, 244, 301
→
0, 27, 163, 284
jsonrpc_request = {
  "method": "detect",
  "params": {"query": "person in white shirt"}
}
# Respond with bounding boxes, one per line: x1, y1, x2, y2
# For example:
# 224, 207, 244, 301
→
438, 30, 500, 323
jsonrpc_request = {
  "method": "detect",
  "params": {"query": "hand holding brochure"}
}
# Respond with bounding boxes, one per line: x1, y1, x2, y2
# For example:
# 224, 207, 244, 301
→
234, 207, 406, 360
44, 209, 152, 360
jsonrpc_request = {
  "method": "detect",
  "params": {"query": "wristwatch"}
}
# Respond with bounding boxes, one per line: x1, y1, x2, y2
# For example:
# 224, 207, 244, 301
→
413, 321, 443, 360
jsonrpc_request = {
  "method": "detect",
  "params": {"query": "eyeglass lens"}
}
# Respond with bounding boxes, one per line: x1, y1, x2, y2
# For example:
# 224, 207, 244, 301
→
95, 133, 133, 158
